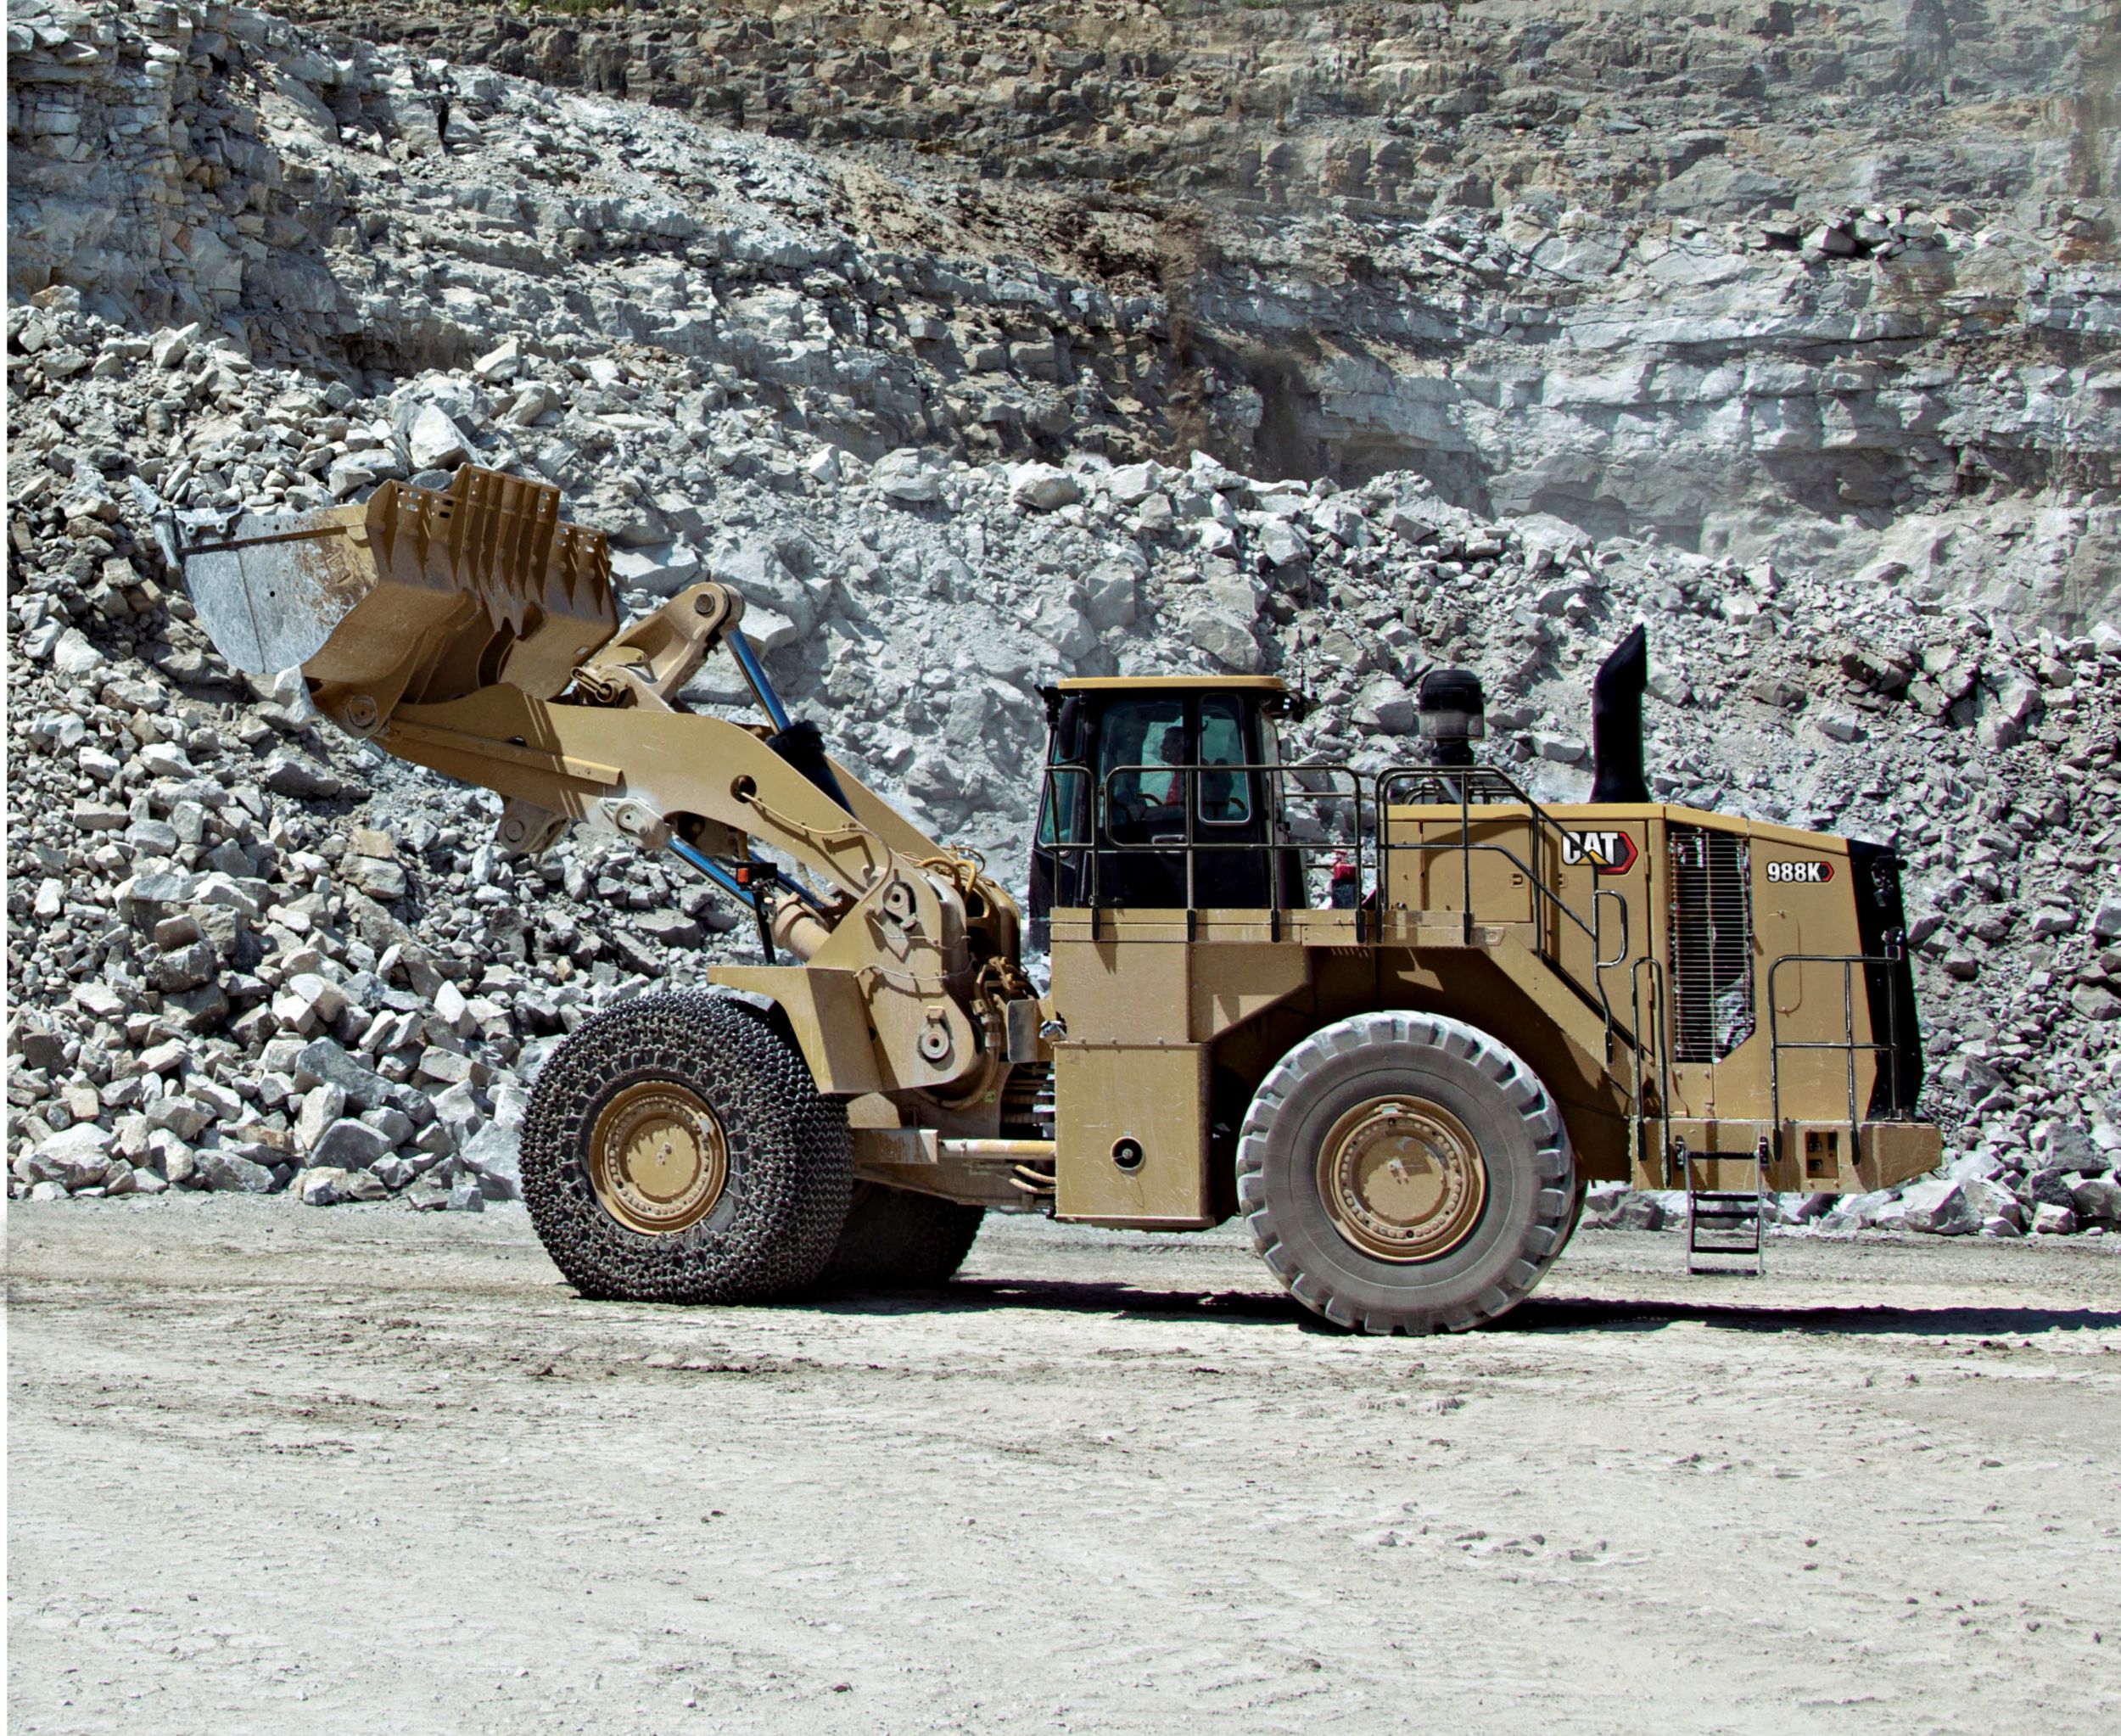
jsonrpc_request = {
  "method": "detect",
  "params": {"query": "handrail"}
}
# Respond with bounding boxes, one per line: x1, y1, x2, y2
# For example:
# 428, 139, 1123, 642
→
1629, 954, 1673, 1185
1766, 950, 1910, 1167
1374, 763, 1631, 1052
1038, 753, 1645, 1066
1591, 886, 1631, 1064
1375, 765, 1605, 950
1593, 887, 1629, 970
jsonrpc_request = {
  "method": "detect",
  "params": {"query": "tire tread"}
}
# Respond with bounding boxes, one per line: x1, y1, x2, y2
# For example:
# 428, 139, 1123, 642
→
821, 1184, 984, 1290
1235, 1011, 1579, 1335
519, 991, 851, 1304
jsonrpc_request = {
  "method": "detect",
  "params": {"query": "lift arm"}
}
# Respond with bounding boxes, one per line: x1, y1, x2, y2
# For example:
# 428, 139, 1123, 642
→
171, 466, 1031, 1100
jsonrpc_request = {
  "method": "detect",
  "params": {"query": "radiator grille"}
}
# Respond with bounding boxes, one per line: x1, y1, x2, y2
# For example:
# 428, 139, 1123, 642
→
1669, 825, 1754, 1063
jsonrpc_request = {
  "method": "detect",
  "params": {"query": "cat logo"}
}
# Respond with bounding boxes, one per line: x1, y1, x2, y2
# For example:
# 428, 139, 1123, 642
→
1559, 829, 1639, 875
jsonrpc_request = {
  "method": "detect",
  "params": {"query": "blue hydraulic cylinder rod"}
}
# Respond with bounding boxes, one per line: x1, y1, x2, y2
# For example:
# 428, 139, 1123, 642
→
667, 838, 828, 913
725, 624, 853, 814
669, 838, 754, 908
724, 628, 793, 733
669, 838, 778, 965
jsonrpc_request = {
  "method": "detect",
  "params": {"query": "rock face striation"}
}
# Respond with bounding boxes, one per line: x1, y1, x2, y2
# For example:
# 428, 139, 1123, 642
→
7, 0, 2121, 1232
10, 0, 2120, 602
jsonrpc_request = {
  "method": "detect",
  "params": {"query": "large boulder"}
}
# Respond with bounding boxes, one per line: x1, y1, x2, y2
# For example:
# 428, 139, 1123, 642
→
404, 404, 470, 471
196, 1151, 276, 1193
307, 1119, 395, 1172
26, 1123, 114, 1191
294, 1038, 393, 1112
457, 1124, 522, 1201
2068, 1176, 2121, 1227
1010, 462, 1080, 512
870, 447, 940, 504
1899, 1177, 1978, 1235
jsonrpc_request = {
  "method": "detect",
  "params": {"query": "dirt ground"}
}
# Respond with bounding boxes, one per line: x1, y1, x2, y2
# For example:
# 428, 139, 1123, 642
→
7, 1201, 2119, 1736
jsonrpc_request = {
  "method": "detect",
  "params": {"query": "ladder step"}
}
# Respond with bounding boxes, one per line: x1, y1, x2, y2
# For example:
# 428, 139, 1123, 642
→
1686, 1185, 1765, 1274
1670, 1141, 1771, 1270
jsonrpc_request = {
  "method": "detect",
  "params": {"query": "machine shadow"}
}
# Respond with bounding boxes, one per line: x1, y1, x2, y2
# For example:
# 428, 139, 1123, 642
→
804, 1275, 1318, 1328
803, 1279, 2121, 1339
1505, 1296, 2121, 1337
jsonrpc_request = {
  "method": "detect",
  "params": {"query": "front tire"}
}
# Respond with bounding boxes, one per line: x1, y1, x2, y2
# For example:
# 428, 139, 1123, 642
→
1237, 1011, 1577, 1334
520, 992, 852, 1303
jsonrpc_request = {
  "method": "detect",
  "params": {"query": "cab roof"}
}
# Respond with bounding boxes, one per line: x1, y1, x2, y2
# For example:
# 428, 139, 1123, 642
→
1052, 675, 1288, 693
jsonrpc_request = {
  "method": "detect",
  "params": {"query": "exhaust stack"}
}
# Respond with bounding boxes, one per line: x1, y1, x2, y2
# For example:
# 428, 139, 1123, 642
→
1590, 624, 1649, 804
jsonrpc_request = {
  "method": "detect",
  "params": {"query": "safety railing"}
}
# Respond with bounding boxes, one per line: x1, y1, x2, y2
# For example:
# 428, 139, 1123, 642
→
1374, 763, 1632, 1057
1766, 949, 1913, 1166
1039, 761, 1368, 938
1042, 756, 1637, 1052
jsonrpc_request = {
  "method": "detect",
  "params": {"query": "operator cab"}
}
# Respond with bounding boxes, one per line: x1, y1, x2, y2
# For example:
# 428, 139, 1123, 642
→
1027, 677, 1301, 947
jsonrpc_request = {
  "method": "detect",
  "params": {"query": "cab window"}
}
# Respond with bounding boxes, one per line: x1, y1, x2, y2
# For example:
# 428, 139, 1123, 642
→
1099, 697, 1187, 826
1197, 694, 1252, 825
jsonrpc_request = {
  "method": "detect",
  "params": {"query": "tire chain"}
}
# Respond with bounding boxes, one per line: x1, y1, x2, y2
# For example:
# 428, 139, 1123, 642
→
821, 1183, 985, 1290
520, 990, 852, 1303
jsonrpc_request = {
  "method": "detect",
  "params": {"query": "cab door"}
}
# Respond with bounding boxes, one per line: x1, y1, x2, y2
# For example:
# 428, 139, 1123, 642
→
1034, 689, 1288, 918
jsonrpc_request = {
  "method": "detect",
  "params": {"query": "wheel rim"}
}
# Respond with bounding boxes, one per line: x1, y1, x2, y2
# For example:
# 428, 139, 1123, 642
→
1315, 1094, 1487, 1263
588, 1079, 729, 1235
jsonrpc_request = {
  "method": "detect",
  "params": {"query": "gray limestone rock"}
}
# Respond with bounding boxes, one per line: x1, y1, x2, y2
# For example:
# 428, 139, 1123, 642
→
344, 855, 407, 901
872, 449, 941, 504
1010, 463, 1080, 512
196, 1151, 276, 1193
294, 1039, 393, 1113
307, 1118, 394, 1171
299, 1167, 350, 1206
1900, 1178, 1978, 1236
2068, 1176, 2121, 1227
28, 1124, 115, 1191
405, 405, 471, 471
457, 1124, 523, 1201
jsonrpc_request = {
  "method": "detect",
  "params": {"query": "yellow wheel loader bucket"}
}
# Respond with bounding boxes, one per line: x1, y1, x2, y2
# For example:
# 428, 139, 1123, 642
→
178, 467, 618, 729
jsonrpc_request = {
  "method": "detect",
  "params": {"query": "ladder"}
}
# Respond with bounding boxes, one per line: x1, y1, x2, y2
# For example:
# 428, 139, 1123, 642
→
1680, 1140, 1769, 1276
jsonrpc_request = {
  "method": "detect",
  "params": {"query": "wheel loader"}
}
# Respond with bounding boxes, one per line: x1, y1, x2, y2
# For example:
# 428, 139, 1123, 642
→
171, 467, 1941, 1330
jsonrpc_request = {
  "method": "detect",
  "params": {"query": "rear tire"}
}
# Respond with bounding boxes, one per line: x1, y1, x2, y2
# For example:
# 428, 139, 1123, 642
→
1236, 1011, 1577, 1334
520, 991, 852, 1303
821, 1184, 984, 1290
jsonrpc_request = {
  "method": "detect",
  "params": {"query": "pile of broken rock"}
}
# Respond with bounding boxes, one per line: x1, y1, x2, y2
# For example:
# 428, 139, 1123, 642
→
8, 0, 2120, 1245
13, 276, 2121, 1242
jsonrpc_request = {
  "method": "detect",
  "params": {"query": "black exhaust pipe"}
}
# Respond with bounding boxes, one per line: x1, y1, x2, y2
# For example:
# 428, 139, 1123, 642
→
1590, 624, 1649, 804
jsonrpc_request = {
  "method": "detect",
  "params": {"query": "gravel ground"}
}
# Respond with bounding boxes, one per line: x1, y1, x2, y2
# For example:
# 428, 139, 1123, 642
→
8, 1204, 2120, 1735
